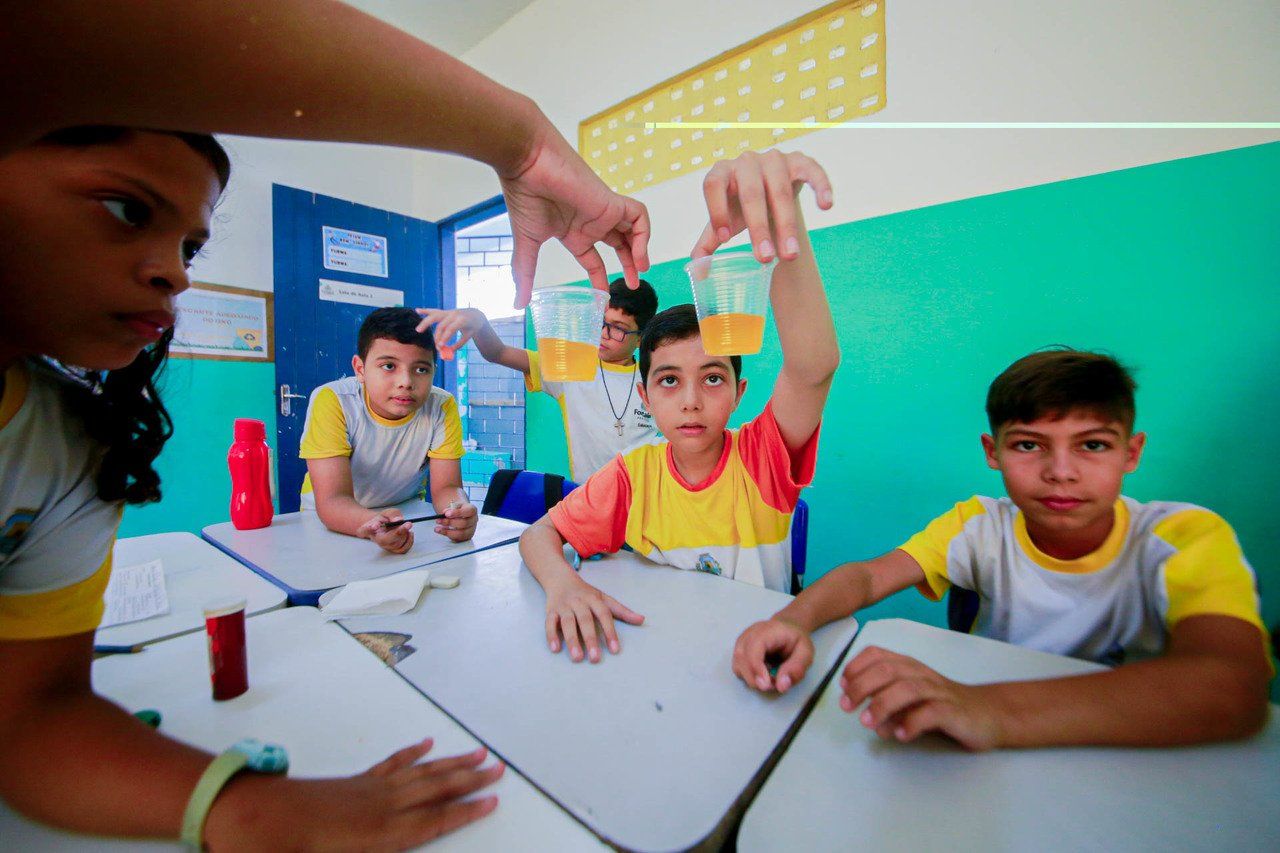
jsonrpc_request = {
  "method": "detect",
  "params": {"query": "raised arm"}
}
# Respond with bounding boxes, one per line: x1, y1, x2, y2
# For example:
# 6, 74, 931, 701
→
416, 308, 531, 374
692, 150, 839, 450
2, 0, 649, 304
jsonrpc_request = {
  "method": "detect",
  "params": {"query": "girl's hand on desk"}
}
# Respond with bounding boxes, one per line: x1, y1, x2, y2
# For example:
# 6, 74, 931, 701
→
205, 738, 503, 850
436, 502, 478, 542
544, 576, 645, 663
359, 511, 415, 554
838, 646, 1003, 752
732, 618, 815, 693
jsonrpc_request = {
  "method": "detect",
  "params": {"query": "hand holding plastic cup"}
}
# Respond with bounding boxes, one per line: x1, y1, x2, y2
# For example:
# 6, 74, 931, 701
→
685, 252, 777, 356
528, 285, 609, 381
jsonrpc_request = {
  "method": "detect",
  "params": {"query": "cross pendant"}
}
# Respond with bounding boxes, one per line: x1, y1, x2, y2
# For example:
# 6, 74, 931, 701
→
614, 419, 625, 436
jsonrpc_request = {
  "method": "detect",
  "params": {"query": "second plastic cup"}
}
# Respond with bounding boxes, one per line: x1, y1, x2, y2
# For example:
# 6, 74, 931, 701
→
528, 285, 609, 382
685, 252, 778, 356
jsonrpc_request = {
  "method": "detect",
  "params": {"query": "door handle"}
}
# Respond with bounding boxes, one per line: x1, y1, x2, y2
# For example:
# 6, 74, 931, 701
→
279, 384, 307, 417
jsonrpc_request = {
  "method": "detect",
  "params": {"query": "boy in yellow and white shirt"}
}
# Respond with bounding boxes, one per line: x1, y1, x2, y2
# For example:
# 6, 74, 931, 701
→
416, 277, 660, 480
520, 150, 840, 665
299, 307, 474, 553
735, 349, 1271, 750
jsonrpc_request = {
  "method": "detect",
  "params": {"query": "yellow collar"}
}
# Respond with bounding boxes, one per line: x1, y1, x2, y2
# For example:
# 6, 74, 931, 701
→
600, 358, 638, 374
363, 387, 417, 427
1014, 499, 1129, 573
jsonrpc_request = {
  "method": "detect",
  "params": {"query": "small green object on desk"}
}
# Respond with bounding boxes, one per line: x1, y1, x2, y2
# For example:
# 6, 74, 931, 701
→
134, 709, 162, 728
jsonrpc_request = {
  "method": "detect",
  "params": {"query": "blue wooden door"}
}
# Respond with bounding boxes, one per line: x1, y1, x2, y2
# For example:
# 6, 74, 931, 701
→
272, 185, 442, 512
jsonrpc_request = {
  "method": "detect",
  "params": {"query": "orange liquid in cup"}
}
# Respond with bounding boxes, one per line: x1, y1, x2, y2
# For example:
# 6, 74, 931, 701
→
536, 337, 598, 381
698, 312, 766, 356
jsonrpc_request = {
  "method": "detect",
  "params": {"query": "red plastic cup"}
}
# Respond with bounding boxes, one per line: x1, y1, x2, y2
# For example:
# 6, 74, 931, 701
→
203, 598, 248, 700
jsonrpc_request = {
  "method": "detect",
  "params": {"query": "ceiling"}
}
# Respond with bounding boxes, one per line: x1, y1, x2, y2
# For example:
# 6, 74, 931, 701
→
341, 0, 537, 57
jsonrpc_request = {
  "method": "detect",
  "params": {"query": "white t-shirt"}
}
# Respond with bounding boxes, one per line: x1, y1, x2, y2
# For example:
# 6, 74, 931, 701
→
298, 376, 463, 509
526, 350, 657, 480
0, 361, 120, 640
900, 495, 1266, 665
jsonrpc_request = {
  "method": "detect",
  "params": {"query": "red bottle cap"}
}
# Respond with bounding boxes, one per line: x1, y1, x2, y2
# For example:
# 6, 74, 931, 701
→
233, 418, 266, 442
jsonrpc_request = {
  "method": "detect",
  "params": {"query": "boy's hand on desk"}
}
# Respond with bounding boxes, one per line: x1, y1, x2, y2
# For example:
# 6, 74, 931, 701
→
544, 576, 645, 663
435, 502, 478, 542
691, 149, 833, 263
839, 646, 1003, 752
733, 618, 815, 693
358, 510, 415, 555
206, 738, 502, 850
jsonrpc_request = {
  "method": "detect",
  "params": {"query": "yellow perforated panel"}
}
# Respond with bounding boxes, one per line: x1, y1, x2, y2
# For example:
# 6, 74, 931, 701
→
579, 0, 886, 194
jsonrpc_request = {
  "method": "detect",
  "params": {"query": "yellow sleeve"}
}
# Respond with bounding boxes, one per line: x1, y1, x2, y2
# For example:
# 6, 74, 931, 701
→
524, 349, 543, 393
898, 497, 988, 601
1155, 509, 1266, 634
0, 547, 114, 640
427, 394, 465, 460
299, 386, 351, 459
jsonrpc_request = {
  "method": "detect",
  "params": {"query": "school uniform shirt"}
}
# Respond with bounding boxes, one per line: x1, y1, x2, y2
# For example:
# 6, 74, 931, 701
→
900, 495, 1266, 665
298, 376, 464, 509
526, 349, 657, 480
0, 361, 120, 640
549, 402, 818, 593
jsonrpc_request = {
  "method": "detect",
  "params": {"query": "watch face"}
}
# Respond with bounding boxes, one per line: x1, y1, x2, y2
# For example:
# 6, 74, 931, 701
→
232, 737, 290, 774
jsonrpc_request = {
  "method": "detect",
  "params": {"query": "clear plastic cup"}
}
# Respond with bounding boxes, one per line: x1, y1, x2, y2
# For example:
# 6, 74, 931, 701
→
528, 285, 609, 382
684, 252, 777, 356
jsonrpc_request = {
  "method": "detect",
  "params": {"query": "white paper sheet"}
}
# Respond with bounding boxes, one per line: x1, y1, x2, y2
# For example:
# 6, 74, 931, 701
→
319, 569, 431, 620
100, 559, 170, 628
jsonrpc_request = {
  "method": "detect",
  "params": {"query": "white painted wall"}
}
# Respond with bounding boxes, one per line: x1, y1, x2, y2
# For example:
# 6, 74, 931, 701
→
411, 0, 1280, 286
190, 137, 423, 293
192, 0, 1280, 296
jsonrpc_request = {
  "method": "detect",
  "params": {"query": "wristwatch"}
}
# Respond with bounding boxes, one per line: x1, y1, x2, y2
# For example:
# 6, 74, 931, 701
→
180, 739, 289, 849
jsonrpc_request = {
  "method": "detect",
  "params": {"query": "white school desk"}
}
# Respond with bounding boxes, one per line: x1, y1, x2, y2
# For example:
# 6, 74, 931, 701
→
339, 546, 861, 852
95, 532, 286, 648
202, 498, 527, 605
0, 607, 604, 852
738, 618, 1280, 852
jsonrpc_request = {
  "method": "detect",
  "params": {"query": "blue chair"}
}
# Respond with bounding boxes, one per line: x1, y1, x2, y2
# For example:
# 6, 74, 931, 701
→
947, 587, 980, 633
480, 469, 579, 525
789, 498, 809, 595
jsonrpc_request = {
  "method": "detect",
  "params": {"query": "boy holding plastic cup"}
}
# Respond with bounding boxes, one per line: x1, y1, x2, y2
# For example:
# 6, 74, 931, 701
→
518, 150, 838, 663
416, 277, 661, 479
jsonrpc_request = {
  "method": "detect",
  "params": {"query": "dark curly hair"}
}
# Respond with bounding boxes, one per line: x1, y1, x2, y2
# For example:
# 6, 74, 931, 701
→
39, 126, 231, 504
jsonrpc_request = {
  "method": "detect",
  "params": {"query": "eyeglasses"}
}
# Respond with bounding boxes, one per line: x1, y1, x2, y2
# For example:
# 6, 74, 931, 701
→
601, 320, 640, 343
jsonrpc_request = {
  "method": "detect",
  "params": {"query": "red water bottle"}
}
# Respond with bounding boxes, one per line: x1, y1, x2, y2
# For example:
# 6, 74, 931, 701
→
228, 418, 273, 530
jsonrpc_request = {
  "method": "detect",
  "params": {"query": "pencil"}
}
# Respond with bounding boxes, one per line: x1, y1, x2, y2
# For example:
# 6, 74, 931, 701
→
382, 513, 445, 529
94, 643, 146, 655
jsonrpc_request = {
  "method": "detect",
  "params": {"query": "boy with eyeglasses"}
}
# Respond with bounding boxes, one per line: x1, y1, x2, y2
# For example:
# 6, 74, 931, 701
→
417, 278, 660, 479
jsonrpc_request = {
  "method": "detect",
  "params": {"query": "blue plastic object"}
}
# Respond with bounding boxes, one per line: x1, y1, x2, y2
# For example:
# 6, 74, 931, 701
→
482, 470, 579, 525
231, 738, 290, 774
789, 498, 810, 595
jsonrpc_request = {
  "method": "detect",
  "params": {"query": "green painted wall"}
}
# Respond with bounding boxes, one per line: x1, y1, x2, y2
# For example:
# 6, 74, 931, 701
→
119, 360, 278, 538
528, 142, 1280, 641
